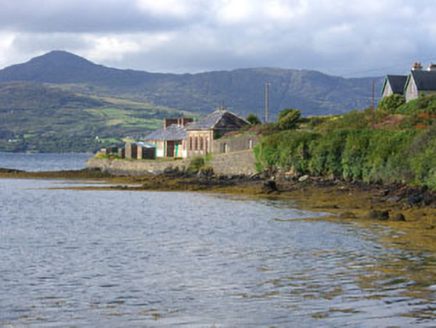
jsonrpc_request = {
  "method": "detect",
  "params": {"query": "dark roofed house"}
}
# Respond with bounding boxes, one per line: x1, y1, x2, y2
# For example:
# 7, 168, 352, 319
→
144, 118, 193, 158
404, 63, 436, 102
185, 110, 249, 157
381, 75, 408, 99
143, 110, 249, 159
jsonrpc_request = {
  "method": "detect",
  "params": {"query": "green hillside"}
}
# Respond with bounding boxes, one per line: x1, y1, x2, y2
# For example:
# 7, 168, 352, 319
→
0, 82, 190, 152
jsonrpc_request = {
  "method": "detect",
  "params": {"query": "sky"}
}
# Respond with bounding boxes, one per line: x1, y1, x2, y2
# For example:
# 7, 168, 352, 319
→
1, 0, 436, 77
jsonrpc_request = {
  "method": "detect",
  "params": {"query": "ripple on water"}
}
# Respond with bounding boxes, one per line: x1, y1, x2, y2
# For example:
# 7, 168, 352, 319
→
0, 179, 435, 327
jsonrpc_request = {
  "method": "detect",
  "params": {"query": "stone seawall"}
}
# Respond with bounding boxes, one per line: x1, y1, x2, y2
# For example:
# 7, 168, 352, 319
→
87, 150, 257, 176
210, 150, 257, 176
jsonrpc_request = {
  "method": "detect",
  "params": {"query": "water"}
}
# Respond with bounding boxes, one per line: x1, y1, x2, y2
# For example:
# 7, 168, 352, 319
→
0, 155, 436, 327
0, 152, 92, 172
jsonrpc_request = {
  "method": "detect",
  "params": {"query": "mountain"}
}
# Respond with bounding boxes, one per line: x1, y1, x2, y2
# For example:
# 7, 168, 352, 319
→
0, 51, 382, 117
0, 51, 383, 152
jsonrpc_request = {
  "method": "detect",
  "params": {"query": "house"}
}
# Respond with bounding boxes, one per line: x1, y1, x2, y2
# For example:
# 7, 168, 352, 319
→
381, 75, 408, 99
404, 62, 436, 102
144, 118, 193, 158
143, 110, 250, 158
185, 110, 249, 157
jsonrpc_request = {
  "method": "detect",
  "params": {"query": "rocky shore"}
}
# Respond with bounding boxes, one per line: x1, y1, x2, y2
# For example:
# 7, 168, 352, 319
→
1, 166, 435, 252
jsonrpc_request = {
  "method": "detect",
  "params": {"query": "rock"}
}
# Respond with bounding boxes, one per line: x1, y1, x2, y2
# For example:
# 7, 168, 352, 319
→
367, 210, 380, 219
340, 212, 357, 219
198, 166, 214, 178
163, 166, 175, 175
379, 211, 390, 221
299, 175, 309, 182
387, 195, 402, 203
391, 213, 406, 221
367, 210, 389, 220
408, 193, 423, 206
262, 180, 278, 194
422, 193, 434, 206
380, 189, 390, 196
249, 173, 261, 180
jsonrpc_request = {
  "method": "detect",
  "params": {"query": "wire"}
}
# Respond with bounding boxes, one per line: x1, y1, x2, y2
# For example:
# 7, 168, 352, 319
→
338, 56, 436, 77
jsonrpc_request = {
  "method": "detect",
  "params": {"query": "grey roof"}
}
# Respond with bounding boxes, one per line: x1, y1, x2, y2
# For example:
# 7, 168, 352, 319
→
385, 75, 407, 94
186, 110, 248, 130
410, 70, 436, 91
144, 124, 187, 141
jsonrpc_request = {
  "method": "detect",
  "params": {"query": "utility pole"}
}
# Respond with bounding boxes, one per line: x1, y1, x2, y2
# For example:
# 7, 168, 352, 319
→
371, 80, 375, 129
265, 83, 270, 123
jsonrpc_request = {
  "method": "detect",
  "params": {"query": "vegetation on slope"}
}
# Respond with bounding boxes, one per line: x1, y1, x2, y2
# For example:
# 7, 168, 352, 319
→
0, 82, 190, 152
255, 94, 436, 189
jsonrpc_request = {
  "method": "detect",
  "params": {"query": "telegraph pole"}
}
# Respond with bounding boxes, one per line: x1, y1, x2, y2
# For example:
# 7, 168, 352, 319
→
371, 80, 375, 129
265, 83, 270, 123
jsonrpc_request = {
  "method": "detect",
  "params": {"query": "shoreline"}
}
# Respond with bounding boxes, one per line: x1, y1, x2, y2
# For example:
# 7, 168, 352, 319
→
1, 167, 435, 253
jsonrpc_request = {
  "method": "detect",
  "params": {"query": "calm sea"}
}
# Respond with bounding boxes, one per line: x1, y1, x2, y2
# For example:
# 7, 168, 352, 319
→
0, 153, 435, 327
0, 152, 92, 172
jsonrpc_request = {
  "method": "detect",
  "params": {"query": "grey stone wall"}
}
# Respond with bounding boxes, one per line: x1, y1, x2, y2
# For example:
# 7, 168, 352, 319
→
87, 149, 258, 176
87, 158, 191, 176
209, 150, 257, 176
212, 133, 260, 154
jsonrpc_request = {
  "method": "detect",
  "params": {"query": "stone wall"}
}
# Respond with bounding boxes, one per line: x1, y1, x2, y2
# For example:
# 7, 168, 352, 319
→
209, 150, 257, 176
87, 157, 192, 176
87, 150, 258, 176
213, 133, 260, 154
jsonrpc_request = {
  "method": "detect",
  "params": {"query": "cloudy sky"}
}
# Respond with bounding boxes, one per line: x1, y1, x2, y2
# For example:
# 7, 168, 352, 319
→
1, 0, 436, 77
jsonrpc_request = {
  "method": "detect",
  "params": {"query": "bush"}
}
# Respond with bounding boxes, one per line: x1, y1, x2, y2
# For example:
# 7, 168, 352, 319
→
187, 157, 205, 173
377, 94, 405, 112
277, 109, 301, 130
246, 113, 262, 125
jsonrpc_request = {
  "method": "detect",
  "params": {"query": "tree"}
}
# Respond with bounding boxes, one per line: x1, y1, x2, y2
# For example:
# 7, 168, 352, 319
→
277, 109, 301, 130
246, 113, 261, 125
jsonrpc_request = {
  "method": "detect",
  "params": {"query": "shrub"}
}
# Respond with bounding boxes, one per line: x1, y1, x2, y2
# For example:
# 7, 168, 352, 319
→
187, 157, 205, 173
277, 109, 301, 130
377, 94, 405, 112
246, 113, 262, 125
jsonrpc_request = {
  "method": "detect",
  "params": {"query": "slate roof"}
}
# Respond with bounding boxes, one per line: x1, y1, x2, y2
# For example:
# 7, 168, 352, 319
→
409, 70, 436, 91
144, 124, 188, 141
384, 75, 407, 95
186, 110, 248, 130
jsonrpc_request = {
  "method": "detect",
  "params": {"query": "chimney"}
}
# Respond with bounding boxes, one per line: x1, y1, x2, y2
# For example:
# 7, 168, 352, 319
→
412, 62, 423, 71
163, 118, 178, 129
427, 63, 436, 72
175, 118, 194, 127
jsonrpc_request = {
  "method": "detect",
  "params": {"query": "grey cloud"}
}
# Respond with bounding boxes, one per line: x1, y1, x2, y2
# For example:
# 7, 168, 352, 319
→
2, 0, 436, 76
0, 0, 201, 33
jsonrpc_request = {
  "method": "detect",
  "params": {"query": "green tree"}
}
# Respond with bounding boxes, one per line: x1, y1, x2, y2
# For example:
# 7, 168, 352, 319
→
277, 109, 301, 130
246, 113, 262, 125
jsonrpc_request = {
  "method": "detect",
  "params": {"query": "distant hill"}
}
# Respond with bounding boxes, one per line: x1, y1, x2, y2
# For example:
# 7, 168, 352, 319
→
0, 51, 382, 117
0, 51, 383, 152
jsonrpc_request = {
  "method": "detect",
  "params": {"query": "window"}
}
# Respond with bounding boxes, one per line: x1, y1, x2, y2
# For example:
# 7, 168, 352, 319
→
189, 137, 192, 150
199, 137, 204, 150
194, 137, 198, 150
